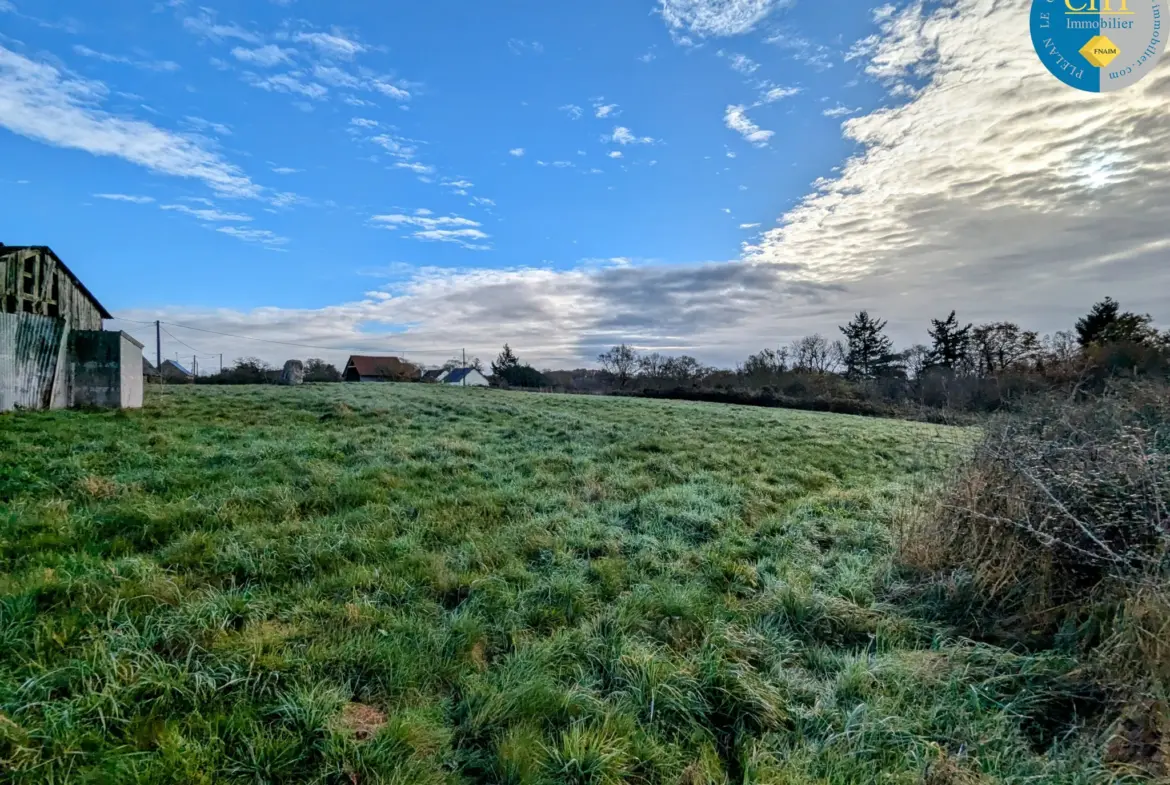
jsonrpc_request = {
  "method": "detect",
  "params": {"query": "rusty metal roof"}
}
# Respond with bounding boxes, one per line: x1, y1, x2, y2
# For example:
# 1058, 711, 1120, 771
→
0, 245, 114, 319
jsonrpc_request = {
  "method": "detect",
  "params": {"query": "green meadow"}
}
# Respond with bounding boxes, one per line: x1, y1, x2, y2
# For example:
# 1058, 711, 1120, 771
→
0, 385, 1115, 783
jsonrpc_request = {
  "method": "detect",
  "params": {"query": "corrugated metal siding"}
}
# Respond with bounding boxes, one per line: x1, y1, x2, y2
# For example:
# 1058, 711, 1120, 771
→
0, 312, 66, 412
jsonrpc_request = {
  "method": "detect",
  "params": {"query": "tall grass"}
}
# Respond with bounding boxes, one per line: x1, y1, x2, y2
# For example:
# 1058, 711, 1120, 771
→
0, 384, 1126, 782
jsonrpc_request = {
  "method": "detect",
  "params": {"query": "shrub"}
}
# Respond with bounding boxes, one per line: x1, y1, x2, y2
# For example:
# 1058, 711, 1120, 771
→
900, 381, 1170, 773
903, 382, 1169, 613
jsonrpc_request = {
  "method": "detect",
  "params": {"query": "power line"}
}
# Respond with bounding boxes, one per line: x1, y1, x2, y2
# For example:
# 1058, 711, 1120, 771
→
159, 319, 461, 356
160, 326, 210, 356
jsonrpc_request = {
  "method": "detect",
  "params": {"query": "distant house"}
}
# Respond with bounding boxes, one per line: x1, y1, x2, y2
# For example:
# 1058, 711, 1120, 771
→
421, 368, 445, 383
1, 243, 142, 411
343, 355, 421, 382
143, 357, 161, 382
441, 367, 490, 387
160, 359, 193, 383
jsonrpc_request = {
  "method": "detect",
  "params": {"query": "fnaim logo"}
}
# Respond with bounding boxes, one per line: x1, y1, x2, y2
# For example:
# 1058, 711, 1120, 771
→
1031, 0, 1165, 91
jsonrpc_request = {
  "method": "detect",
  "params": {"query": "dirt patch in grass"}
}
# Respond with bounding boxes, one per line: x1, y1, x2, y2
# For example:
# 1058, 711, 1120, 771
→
79, 475, 119, 499
337, 703, 387, 741
1104, 701, 1169, 780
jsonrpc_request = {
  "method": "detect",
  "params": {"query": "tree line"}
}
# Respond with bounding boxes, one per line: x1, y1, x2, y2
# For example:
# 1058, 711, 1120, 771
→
189, 297, 1166, 416
586, 297, 1168, 416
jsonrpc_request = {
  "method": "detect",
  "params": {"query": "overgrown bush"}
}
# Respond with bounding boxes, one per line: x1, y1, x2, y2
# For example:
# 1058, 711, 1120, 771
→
900, 381, 1170, 775
904, 383, 1168, 608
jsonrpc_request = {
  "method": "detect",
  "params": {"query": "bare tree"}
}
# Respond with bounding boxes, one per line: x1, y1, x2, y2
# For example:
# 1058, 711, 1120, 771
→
663, 355, 704, 385
741, 347, 788, 377
790, 334, 835, 373
639, 352, 667, 379
598, 344, 640, 388
971, 322, 1039, 375
901, 344, 931, 380
1044, 330, 1080, 368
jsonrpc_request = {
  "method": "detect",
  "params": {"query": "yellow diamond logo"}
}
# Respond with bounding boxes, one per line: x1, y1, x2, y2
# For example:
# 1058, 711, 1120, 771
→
1080, 35, 1120, 68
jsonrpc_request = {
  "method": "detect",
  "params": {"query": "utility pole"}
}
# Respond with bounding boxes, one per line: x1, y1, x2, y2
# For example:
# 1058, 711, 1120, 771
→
155, 320, 161, 371
219, 354, 223, 375
193, 355, 197, 380
462, 348, 466, 386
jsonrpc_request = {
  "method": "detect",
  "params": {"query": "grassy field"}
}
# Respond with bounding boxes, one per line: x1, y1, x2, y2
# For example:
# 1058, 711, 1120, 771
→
0, 384, 1117, 783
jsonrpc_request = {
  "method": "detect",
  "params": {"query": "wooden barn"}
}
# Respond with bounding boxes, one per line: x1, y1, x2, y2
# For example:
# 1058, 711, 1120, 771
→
1, 244, 143, 412
1, 244, 109, 329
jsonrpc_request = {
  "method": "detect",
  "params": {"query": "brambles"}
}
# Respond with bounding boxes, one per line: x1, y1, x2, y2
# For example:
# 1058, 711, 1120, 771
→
900, 382, 1170, 780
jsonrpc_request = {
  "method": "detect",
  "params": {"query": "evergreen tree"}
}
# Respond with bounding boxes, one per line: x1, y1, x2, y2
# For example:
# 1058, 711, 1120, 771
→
926, 311, 973, 371
839, 311, 896, 379
490, 344, 546, 387
491, 343, 521, 377
1075, 297, 1157, 347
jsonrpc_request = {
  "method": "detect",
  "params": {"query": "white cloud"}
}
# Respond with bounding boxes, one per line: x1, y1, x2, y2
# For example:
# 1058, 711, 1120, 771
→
758, 85, 800, 103
444, 179, 474, 188
271, 166, 300, 174
559, 103, 583, 119
594, 103, 619, 118
394, 161, 435, 175
343, 95, 376, 107
724, 104, 772, 146
607, 150, 623, 159
292, 29, 366, 59
371, 212, 490, 250
766, 29, 834, 70
161, 203, 252, 222
739, 222, 760, 229
182, 13, 260, 44
608, 126, 655, 145
216, 226, 288, 247
822, 104, 859, 118
659, 0, 790, 37
73, 45, 180, 72
369, 78, 410, 100
639, 52, 656, 63
350, 117, 379, 128
0, 1, 15, 12
472, 196, 495, 207
94, 193, 154, 203
722, 51, 759, 74
231, 44, 295, 67
507, 39, 544, 55
0, 45, 259, 198
244, 71, 328, 99
314, 64, 358, 87
509, 147, 525, 157
370, 134, 417, 160
184, 115, 232, 136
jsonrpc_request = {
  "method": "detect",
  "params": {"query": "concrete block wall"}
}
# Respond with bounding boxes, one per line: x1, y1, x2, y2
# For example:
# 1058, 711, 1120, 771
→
70, 330, 144, 409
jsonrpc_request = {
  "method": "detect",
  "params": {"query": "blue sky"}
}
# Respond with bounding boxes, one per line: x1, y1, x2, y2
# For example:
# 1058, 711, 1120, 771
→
2, 0, 1167, 369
